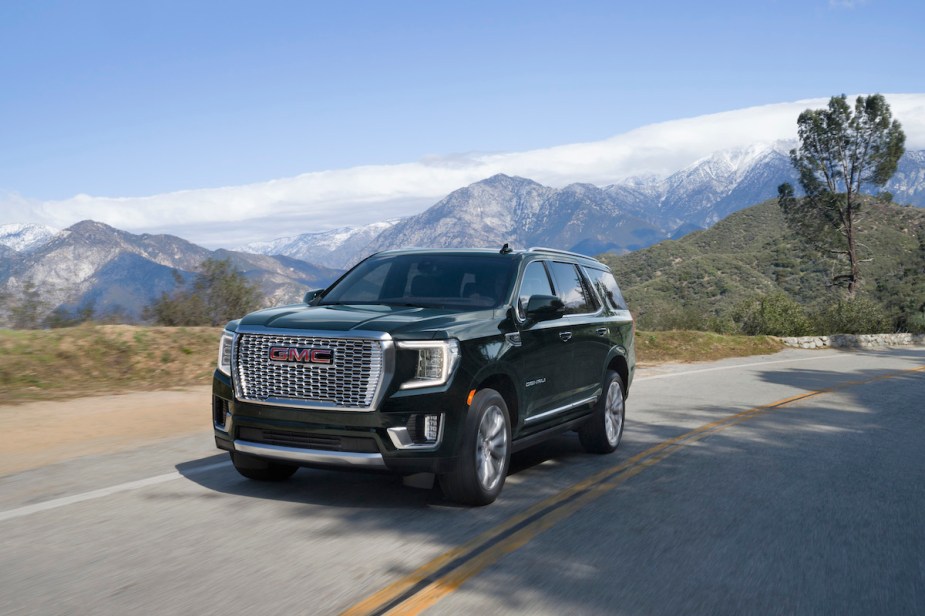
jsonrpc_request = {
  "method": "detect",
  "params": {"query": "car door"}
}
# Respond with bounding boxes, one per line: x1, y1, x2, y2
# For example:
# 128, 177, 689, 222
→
546, 261, 610, 403
511, 260, 575, 422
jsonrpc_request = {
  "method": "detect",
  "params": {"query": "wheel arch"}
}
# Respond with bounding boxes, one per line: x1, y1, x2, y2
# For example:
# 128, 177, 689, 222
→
606, 350, 630, 398
471, 371, 520, 431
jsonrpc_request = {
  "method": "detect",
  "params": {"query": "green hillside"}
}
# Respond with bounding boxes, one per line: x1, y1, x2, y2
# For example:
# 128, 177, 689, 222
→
599, 199, 925, 333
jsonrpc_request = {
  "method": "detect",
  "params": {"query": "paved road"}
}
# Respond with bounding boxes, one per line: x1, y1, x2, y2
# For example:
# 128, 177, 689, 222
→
2, 347, 924, 615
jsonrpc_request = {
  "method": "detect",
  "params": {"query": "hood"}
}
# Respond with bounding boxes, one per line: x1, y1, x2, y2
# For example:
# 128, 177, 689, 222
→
237, 303, 501, 339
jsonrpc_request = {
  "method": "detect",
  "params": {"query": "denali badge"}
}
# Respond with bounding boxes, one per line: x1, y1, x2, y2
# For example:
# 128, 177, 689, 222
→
268, 346, 335, 365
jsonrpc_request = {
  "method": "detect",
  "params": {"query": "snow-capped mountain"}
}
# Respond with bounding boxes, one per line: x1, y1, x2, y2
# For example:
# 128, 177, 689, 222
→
656, 142, 793, 226
239, 144, 925, 268
0, 221, 341, 324
365, 174, 665, 255
0, 223, 59, 253
603, 142, 796, 229
241, 220, 399, 269
888, 150, 925, 204
6, 141, 925, 326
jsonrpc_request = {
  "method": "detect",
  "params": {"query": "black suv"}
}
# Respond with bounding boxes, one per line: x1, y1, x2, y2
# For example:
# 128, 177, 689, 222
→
212, 247, 635, 505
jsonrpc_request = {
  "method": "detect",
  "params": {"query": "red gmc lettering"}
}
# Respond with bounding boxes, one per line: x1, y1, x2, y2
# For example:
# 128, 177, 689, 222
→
310, 349, 333, 364
268, 347, 334, 364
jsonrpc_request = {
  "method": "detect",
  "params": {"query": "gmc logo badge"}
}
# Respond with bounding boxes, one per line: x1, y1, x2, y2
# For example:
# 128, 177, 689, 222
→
268, 346, 335, 365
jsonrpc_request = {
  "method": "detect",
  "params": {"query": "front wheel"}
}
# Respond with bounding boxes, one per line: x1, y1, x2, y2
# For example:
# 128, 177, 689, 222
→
578, 371, 625, 454
440, 388, 511, 506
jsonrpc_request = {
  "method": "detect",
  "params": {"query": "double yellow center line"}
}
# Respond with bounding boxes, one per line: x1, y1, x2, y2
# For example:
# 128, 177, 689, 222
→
344, 365, 925, 616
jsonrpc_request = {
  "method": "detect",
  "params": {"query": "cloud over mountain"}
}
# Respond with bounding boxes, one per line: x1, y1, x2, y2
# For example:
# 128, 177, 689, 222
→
4, 94, 924, 248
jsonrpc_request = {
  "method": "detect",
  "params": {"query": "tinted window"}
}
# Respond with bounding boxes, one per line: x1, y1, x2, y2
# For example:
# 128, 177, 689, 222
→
321, 254, 516, 309
585, 267, 627, 310
548, 262, 598, 314
516, 261, 554, 320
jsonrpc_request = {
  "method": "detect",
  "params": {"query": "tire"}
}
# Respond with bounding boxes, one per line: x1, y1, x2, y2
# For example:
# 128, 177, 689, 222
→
231, 452, 298, 481
578, 370, 626, 454
440, 388, 512, 506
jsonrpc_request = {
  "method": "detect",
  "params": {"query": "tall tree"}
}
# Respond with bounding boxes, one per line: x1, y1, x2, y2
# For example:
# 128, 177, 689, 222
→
778, 94, 905, 294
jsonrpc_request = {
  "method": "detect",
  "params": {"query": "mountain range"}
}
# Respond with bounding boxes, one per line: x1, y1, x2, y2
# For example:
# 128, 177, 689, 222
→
239, 144, 925, 268
3, 142, 925, 326
0, 221, 340, 323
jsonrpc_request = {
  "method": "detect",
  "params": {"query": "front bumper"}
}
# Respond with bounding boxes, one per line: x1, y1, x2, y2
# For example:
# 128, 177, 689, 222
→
234, 440, 387, 468
212, 370, 466, 475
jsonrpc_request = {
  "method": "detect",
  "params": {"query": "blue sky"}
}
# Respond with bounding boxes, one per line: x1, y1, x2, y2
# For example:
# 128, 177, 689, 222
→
2, 0, 923, 204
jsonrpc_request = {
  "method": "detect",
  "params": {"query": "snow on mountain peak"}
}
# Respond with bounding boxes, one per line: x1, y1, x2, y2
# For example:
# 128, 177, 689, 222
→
0, 223, 59, 252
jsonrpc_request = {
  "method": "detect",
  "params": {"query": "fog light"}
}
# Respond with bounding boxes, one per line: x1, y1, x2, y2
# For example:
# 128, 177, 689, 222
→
408, 413, 442, 444
424, 414, 440, 442
389, 414, 444, 450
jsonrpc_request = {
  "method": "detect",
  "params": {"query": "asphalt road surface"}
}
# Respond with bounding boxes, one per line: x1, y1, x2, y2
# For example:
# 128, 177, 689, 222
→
2, 347, 924, 615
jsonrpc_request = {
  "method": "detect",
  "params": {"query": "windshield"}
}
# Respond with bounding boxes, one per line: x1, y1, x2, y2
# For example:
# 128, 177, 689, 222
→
320, 253, 517, 310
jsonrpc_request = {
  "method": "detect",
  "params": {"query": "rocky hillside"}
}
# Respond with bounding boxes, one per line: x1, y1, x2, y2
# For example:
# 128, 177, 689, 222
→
0, 221, 341, 324
599, 199, 925, 329
365, 174, 663, 257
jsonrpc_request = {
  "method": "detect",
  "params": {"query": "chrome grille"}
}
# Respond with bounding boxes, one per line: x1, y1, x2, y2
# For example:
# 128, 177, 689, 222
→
234, 333, 385, 409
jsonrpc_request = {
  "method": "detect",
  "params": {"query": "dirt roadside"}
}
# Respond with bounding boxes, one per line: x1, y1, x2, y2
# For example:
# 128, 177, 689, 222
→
0, 386, 213, 476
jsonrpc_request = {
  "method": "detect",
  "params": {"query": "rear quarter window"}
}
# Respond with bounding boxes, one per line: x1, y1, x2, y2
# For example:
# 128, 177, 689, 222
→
584, 267, 628, 311
548, 261, 599, 314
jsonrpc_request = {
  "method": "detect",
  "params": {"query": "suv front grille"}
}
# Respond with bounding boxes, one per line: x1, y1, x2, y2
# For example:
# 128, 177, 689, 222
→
234, 333, 386, 409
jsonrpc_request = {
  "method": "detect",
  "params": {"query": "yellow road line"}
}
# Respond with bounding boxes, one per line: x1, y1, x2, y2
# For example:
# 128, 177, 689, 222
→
344, 365, 925, 616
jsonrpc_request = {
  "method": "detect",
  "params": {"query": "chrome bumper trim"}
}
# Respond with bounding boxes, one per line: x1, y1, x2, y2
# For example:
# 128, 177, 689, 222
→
525, 394, 598, 424
386, 414, 445, 451
234, 440, 387, 469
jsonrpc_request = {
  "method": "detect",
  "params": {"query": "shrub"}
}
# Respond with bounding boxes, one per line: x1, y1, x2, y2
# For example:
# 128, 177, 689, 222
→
810, 296, 891, 335
899, 311, 925, 334
734, 292, 812, 337
634, 302, 710, 331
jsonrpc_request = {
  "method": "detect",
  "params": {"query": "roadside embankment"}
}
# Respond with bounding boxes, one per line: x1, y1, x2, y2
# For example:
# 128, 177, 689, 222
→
778, 333, 925, 350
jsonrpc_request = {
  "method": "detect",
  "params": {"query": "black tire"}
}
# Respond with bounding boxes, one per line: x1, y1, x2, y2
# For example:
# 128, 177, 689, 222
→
440, 388, 512, 506
231, 452, 298, 481
578, 370, 626, 454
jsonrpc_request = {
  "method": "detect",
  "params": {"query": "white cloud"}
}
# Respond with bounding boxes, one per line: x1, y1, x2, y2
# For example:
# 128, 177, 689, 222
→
4, 93, 924, 248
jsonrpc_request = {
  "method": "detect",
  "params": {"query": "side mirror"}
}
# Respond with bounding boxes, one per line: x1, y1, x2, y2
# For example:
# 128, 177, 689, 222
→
303, 289, 325, 305
524, 294, 565, 321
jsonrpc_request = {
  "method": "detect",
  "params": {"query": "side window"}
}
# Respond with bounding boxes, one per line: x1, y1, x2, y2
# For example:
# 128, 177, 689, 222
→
516, 261, 554, 320
548, 262, 597, 314
585, 267, 628, 311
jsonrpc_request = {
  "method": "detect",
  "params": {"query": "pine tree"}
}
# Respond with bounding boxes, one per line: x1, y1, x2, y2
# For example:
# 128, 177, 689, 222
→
778, 94, 906, 295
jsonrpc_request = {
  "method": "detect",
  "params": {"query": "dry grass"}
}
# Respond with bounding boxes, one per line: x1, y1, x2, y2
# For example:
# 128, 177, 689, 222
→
0, 324, 220, 404
0, 325, 784, 404
635, 330, 783, 365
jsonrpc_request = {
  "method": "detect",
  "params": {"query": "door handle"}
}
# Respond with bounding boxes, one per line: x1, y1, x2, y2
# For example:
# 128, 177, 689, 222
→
559, 331, 573, 342
595, 327, 609, 336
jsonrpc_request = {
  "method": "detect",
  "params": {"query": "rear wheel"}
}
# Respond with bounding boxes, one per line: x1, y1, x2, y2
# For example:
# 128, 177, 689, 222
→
440, 388, 511, 506
231, 452, 298, 481
578, 370, 625, 454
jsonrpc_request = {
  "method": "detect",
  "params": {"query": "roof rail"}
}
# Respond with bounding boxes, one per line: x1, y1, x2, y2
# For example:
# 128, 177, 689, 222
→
527, 246, 596, 259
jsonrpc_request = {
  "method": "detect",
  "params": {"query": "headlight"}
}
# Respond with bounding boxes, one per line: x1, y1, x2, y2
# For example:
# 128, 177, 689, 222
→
397, 340, 460, 390
217, 330, 234, 376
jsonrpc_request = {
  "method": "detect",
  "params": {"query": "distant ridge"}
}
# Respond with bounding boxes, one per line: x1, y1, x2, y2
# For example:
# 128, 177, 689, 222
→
0, 221, 341, 324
